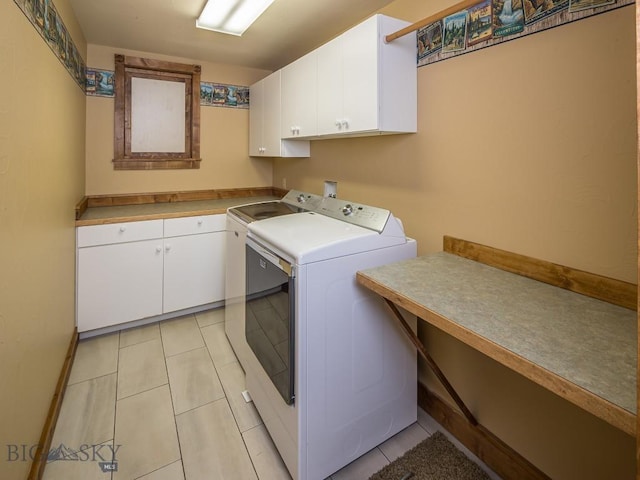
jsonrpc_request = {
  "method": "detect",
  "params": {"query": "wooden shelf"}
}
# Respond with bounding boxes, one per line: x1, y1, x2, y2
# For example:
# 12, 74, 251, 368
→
356, 236, 637, 436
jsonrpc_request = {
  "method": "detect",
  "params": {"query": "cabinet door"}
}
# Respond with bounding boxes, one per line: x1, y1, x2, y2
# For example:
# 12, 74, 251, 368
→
262, 71, 282, 156
342, 16, 379, 133
249, 79, 265, 156
163, 232, 225, 313
249, 72, 310, 157
281, 51, 317, 138
77, 240, 163, 332
250, 71, 283, 157
316, 37, 344, 135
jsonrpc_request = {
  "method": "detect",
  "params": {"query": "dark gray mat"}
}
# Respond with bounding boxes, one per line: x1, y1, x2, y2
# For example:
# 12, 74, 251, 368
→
369, 431, 492, 480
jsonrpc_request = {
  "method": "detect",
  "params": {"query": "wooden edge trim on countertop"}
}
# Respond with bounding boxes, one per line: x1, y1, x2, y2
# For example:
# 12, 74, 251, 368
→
28, 328, 78, 480
356, 271, 636, 436
76, 209, 224, 226
86, 186, 282, 207
75, 186, 287, 220
418, 383, 551, 480
443, 235, 638, 311
74, 196, 89, 221
271, 186, 289, 197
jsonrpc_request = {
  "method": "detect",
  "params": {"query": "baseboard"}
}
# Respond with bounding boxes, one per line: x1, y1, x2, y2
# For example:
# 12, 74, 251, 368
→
28, 328, 79, 480
418, 382, 551, 480
79, 300, 223, 339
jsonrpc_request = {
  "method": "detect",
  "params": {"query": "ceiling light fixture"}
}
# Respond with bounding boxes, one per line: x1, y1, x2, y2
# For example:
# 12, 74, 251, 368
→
196, 0, 275, 36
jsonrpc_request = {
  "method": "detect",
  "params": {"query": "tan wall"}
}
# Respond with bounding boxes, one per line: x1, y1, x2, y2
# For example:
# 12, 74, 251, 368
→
85, 44, 273, 196
0, 1, 86, 478
274, 3, 637, 479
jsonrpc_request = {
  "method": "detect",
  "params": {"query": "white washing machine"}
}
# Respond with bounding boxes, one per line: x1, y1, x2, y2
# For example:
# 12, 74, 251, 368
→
243, 197, 417, 480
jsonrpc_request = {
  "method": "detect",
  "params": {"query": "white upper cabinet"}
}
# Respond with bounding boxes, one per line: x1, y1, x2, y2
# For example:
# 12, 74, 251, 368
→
249, 71, 279, 157
249, 71, 310, 158
249, 14, 416, 154
317, 15, 416, 137
281, 51, 318, 139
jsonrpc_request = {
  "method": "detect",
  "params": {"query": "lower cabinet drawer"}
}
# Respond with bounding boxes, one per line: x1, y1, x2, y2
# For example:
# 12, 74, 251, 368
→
77, 220, 163, 247
164, 214, 225, 237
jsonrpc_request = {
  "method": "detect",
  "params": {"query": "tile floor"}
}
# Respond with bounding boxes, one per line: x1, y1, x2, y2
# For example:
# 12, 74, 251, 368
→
43, 307, 500, 480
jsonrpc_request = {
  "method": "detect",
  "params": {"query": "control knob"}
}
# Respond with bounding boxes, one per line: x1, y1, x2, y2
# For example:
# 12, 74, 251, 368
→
297, 194, 306, 203
342, 204, 353, 216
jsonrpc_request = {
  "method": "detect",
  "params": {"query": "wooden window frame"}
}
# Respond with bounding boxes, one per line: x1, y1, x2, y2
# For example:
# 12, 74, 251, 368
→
113, 55, 201, 170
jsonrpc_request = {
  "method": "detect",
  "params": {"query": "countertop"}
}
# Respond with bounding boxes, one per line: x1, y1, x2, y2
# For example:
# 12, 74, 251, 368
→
76, 195, 279, 226
357, 251, 637, 434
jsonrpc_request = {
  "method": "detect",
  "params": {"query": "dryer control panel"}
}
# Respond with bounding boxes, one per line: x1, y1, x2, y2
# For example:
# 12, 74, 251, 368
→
317, 197, 390, 233
282, 189, 391, 233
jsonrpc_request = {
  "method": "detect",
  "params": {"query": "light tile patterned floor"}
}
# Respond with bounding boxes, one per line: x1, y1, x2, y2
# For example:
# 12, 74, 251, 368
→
43, 307, 501, 480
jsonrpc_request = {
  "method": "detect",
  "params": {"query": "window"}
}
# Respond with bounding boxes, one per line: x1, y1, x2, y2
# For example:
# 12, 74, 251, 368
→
113, 55, 201, 170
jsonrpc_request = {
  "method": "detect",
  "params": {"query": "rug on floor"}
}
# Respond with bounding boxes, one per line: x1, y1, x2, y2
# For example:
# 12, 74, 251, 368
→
369, 431, 492, 480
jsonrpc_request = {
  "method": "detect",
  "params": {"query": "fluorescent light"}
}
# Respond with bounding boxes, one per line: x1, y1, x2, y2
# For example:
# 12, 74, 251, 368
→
196, 0, 275, 36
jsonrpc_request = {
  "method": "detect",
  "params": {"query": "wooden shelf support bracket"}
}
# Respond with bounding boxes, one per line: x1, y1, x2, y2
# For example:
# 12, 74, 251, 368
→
383, 298, 479, 426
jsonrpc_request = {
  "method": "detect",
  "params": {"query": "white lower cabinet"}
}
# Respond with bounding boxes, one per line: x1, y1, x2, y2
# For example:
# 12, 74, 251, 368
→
76, 215, 225, 333
77, 238, 164, 332
163, 231, 225, 313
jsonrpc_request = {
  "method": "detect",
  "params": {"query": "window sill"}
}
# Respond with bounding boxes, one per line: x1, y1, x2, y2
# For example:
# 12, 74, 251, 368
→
113, 158, 202, 170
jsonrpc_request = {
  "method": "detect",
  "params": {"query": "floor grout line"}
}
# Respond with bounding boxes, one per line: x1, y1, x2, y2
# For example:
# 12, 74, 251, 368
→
158, 319, 187, 480
109, 331, 120, 480
197, 322, 248, 433
196, 316, 263, 478
118, 336, 159, 350
115, 380, 170, 402
162, 344, 207, 359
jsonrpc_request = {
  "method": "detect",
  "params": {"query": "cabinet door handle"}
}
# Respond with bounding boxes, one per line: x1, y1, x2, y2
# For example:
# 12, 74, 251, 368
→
197, 218, 203, 226
119, 226, 126, 233
156, 246, 162, 253
341, 120, 349, 129
165, 244, 172, 252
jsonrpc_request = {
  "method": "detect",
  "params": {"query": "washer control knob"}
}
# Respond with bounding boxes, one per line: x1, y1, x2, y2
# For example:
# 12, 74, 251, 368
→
342, 204, 353, 216
297, 194, 306, 203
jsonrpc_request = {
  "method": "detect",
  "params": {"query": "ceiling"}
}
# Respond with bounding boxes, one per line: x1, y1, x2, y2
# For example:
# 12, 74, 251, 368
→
69, 0, 398, 71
